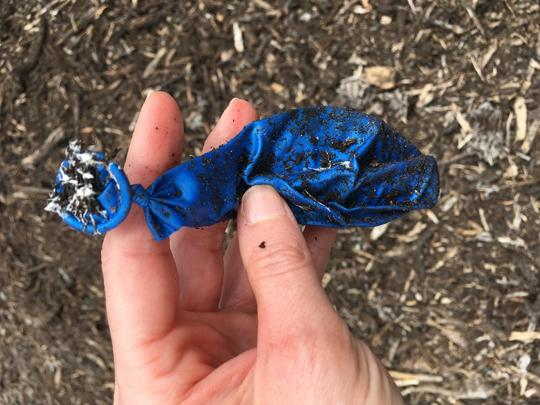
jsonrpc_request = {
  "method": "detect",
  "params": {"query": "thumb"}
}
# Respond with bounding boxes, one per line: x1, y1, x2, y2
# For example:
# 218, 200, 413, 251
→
237, 185, 335, 343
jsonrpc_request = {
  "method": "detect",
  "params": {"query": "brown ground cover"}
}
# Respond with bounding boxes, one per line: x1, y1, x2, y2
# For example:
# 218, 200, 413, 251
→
1, 1, 539, 403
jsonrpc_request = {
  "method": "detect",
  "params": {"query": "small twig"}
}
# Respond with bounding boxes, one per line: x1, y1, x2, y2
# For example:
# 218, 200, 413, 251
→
72, 92, 80, 137
55, 6, 107, 46
494, 178, 540, 193
439, 151, 471, 166
461, 1, 486, 38
406, 0, 417, 15
112, 9, 168, 41
22, 127, 66, 167
14, 17, 48, 89
143, 47, 167, 79
402, 384, 491, 400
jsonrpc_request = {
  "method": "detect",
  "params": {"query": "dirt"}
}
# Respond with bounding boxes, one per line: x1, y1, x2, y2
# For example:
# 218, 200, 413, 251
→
1, 1, 540, 404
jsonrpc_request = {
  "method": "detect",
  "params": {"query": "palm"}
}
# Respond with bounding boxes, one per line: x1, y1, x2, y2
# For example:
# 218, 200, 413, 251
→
112, 308, 257, 404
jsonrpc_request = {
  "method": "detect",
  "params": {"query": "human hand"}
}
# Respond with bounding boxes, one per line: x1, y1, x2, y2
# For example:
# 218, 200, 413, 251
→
101, 92, 403, 404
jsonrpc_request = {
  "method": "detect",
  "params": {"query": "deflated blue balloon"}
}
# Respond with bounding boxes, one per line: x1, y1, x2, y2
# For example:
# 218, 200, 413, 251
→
46, 106, 439, 241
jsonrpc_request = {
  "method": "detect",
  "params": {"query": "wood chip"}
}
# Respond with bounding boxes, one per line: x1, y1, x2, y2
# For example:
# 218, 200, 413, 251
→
353, 0, 373, 14
370, 223, 389, 241
497, 236, 527, 249
478, 208, 490, 232
427, 319, 468, 349
480, 40, 498, 70
362, 66, 396, 89
509, 331, 540, 343
390, 370, 444, 386
425, 210, 439, 224
142, 47, 166, 79
397, 222, 427, 243
232, 22, 244, 53
521, 107, 540, 153
21, 127, 66, 167
270, 82, 285, 95
514, 96, 527, 143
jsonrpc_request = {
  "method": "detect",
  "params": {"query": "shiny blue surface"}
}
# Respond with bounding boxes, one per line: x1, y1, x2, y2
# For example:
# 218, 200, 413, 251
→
59, 163, 131, 235
53, 106, 439, 240
132, 106, 439, 240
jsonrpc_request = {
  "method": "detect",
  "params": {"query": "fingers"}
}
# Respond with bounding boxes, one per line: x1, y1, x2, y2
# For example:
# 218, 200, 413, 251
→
220, 234, 255, 312
237, 186, 336, 344
220, 227, 335, 312
101, 91, 183, 349
171, 98, 258, 312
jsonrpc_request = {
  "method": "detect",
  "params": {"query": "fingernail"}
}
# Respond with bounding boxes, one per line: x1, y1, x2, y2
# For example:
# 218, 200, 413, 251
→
242, 185, 292, 225
218, 98, 240, 120
145, 89, 156, 101
228, 97, 240, 107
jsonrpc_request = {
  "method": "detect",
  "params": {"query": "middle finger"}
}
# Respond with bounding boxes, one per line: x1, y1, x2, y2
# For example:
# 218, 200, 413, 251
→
171, 98, 258, 312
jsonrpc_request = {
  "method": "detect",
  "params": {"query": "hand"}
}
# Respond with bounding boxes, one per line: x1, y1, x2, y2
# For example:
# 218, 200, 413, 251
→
101, 92, 403, 404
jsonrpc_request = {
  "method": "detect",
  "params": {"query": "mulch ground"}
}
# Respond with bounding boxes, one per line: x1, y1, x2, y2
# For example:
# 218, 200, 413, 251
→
1, 1, 539, 404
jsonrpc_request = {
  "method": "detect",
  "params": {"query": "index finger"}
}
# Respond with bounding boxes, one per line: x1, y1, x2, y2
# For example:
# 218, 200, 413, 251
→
101, 91, 183, 348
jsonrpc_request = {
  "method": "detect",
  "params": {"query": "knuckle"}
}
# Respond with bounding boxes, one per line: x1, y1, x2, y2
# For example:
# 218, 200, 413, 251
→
249, 239, 311, 277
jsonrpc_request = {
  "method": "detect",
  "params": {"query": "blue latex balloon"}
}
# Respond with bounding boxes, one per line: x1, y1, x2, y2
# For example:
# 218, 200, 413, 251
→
46, 106, 439, 241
